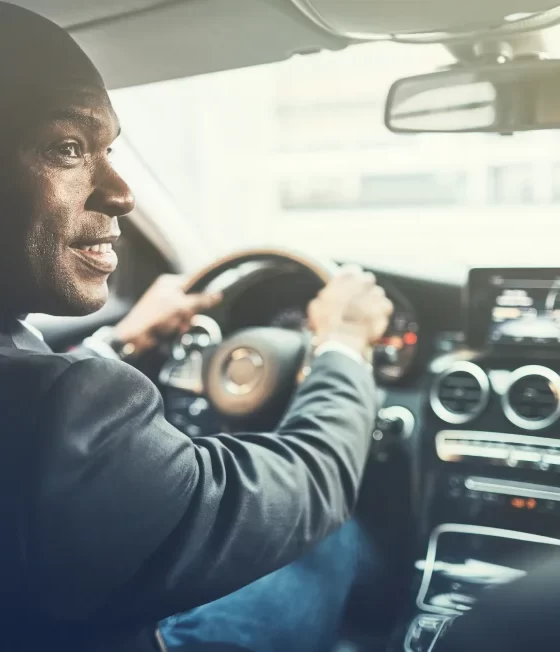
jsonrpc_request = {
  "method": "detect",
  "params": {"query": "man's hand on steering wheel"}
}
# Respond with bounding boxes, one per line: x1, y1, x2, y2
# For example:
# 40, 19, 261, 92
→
114, 274, 222, 356
308, 265, 394, 360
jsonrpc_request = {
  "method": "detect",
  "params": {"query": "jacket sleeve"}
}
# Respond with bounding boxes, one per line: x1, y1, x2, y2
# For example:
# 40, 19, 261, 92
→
27, 352, 375, 625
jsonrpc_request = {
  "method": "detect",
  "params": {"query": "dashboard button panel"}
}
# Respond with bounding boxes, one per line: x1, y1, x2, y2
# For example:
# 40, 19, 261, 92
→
436, 430, 560, 471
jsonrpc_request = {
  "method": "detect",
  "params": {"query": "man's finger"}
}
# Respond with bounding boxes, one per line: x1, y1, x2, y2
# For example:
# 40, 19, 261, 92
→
199, 291, 223, 308
369, 284, 386, 298
363, 271, 376, 285
182, 292, 222, 315
382, 297, 394, 316
180, 275, 195, 292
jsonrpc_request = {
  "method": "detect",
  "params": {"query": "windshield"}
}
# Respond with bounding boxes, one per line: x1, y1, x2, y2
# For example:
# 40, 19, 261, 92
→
111, 41, 560, 280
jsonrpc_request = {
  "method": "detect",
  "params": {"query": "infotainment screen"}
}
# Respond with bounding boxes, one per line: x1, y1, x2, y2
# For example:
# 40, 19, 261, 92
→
468, 268, 560, 348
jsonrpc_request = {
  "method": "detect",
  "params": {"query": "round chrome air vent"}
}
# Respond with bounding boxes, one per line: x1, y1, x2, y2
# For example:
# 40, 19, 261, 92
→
430, 362, 490, 424
502, 366, 560, 431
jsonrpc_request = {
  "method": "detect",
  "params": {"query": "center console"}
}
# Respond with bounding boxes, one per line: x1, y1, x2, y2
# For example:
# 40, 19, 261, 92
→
402, 268, 560, 650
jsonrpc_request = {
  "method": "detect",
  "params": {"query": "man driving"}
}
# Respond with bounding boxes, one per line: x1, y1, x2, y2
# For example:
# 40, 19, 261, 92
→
0, 4, 393, 651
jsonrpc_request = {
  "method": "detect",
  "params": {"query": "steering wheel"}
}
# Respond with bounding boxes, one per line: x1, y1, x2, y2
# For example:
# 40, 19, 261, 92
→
174, 248, 337, 429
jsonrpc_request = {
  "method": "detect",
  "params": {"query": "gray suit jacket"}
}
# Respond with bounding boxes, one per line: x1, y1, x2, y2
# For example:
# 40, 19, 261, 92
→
0, 320, 375, 651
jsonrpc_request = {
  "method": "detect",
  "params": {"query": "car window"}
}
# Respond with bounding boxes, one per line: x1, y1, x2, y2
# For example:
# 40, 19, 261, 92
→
111, 40, 560, 280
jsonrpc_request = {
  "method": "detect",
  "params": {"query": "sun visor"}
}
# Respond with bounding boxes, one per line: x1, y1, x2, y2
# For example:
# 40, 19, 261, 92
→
290, 0, 560, 42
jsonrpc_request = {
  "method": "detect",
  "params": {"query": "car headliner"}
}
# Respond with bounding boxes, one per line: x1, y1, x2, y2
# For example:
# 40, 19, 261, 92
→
9, 0, 560, 89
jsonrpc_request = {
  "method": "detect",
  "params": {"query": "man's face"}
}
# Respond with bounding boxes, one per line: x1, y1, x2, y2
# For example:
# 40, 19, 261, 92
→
0, 84, 135, 316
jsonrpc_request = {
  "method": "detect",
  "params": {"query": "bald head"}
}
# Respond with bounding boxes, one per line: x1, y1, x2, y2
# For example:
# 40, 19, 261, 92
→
0, 3, 134, 318
0, 3, 104, 141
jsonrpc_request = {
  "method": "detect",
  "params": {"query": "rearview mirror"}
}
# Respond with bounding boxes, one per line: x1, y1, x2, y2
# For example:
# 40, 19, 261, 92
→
385, 59, 560, 134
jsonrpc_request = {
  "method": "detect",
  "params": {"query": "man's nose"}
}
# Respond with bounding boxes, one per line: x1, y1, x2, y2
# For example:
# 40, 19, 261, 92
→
88, 162, 136, 217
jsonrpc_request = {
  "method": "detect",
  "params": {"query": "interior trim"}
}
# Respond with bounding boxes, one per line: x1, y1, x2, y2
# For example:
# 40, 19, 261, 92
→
113, 137, 211, 274
154, 627, 168, 652
436, 429, 560, 450
393, 6, 560, 44
290, 1, 560, 44
416, 523, 560, 615
404, 614, 450, 652
69, 0, 182, 32
289, 0, 381, 42
72, 0, 347, 90
435, 429, 560, 467
429, 349, 480, 375
465, 476, 560, 501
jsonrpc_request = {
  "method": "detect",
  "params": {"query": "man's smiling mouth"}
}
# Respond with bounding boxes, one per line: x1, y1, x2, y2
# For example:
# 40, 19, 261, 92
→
75, 242, 114, 254
70, 236, 119, 274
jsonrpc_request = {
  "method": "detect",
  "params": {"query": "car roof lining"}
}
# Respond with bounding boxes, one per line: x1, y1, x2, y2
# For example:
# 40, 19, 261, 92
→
290, 0, 560, 38
11, 0, 560, 89
12, 0, 172, 29
11, 0, 349, 89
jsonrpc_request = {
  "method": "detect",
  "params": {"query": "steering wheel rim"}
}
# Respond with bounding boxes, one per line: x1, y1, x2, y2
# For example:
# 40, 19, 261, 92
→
181, 247, 338, 428
183, 247, 337, 294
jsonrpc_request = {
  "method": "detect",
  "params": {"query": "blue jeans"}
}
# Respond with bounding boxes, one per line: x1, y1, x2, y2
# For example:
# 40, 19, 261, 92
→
159, 520, 372, 652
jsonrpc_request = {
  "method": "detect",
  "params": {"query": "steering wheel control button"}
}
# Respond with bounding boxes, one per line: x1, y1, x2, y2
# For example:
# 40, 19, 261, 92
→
196, 334, 211, 347
188, 398, 209, 417
163, 350, 205, 394
224, 348, 265, 396
160, 316, 223, 393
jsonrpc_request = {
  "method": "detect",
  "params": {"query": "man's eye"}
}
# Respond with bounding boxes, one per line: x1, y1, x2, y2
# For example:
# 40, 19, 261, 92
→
55, 141, 82, 158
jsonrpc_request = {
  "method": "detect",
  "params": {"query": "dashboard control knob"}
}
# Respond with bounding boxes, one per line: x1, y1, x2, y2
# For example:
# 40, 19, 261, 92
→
378, 415, 404, 437
376, 406, 415, 439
